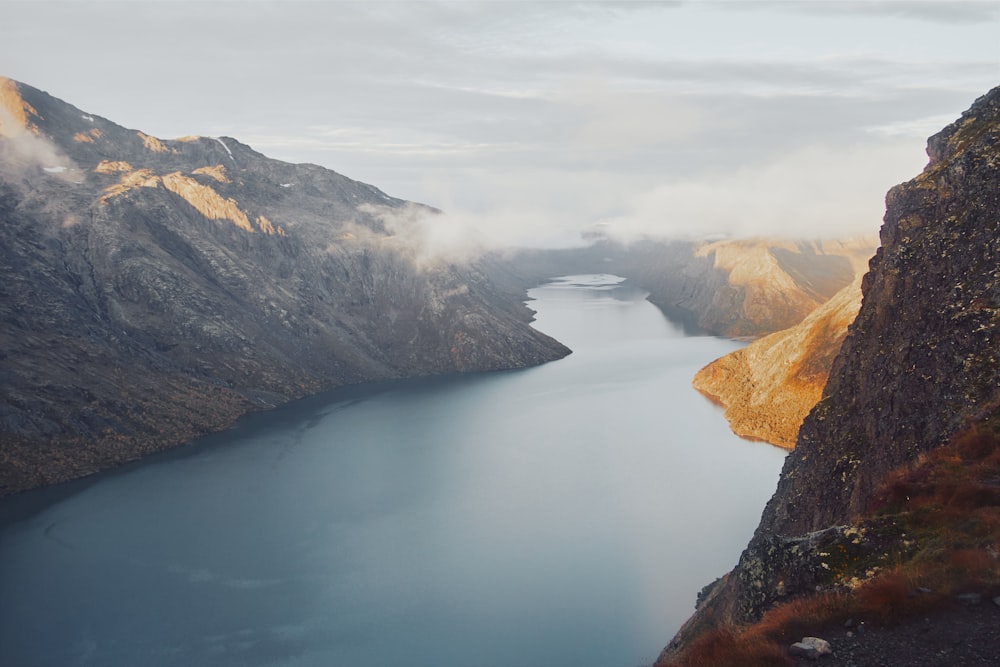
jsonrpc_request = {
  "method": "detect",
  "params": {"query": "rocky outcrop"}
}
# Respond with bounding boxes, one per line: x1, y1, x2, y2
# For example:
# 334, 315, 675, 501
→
661, 85, 999, 659
0, 78, 569, 495
692, 274, 865, 448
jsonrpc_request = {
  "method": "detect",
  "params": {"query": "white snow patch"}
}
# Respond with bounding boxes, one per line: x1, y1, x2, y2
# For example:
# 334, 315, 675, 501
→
43, 166, 67, 173
280, 183, 293, 188
214, 137, 235, 162
81, 115, 94, 122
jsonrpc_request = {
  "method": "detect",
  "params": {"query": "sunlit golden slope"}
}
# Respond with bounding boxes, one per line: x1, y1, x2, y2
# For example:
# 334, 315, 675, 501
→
0, 76, 41, 136
693, 274, 864, 448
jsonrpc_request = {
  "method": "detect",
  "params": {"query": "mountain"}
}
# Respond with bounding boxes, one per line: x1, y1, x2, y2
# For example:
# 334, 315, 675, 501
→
0, 77, 569, 496
618, 236, 874, 338
659, 85, 1000, 662
692, 274, 864, 448
506, 236, 875, 338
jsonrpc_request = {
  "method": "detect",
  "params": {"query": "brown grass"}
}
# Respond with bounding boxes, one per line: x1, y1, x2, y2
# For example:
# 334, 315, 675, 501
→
661, 409, 1000, 666
666, 626, 792, 667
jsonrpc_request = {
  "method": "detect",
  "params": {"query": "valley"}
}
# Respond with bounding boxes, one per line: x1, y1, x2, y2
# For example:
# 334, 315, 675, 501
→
2, 73, 998, 667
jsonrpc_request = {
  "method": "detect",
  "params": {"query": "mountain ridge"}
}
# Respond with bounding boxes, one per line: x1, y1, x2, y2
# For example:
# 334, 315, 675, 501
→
0, 77, 569, 495
505, 235, 875, 339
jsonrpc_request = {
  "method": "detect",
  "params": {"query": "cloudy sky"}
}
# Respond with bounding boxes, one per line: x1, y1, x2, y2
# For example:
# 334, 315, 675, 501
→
3, 1, 999, 247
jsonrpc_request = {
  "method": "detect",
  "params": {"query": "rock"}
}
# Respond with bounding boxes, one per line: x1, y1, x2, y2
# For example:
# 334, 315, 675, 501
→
624, 236, 874, 338
956, 593, 983, 605
789, 636, 832, 660
692, 273, 867, 448
0, 77, 571, 495
659, 83, 1000, 662
506, 236, 875, 339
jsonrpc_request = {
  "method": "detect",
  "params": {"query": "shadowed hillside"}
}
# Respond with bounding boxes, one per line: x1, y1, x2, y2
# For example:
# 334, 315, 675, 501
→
0, 77, 569, 495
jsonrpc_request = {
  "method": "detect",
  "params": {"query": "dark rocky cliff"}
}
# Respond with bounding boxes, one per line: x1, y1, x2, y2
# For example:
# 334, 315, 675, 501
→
0, 78, 569, 495
661, 85, 999, 657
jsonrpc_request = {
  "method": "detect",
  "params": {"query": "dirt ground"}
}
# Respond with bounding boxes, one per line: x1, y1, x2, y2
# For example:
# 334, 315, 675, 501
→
790, 597, 1000, 667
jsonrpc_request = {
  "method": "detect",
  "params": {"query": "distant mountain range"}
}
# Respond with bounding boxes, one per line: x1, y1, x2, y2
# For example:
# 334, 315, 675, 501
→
508, 235, 875, 338
0, 76, 569, 495
508, 235, 876, 449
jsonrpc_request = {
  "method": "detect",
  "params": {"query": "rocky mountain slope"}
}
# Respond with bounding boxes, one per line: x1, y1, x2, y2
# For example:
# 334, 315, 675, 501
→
507, 236, 875, 338
669, 237, 873, 338
0, 77, 569, 496
659, 85, 1000, 661
692, 274, 865, 448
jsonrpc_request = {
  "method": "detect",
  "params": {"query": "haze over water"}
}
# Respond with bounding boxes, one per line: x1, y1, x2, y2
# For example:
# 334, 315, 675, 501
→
0, 275, 786, 667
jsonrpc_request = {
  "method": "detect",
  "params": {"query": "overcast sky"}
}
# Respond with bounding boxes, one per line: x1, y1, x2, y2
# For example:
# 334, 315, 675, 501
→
3, 1, 999, 247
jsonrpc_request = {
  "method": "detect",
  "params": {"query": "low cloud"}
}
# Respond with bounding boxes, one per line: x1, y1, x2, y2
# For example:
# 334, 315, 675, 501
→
357, 203, 488, 268
355, 136, 933, 262
599, 140, 929, 241
0, 106, 75, 179
358, 200, 592, 269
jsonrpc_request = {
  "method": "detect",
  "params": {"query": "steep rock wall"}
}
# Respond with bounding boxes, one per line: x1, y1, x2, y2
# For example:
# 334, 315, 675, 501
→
662, 85, 1000, 656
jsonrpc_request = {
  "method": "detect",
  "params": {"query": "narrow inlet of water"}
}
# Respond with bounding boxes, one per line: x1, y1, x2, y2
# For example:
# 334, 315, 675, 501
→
0, 274, 786, 667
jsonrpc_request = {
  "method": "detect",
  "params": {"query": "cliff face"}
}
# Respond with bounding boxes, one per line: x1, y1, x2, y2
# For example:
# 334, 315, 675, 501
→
663, 85, 999, 655
692, 273, 865, 448
0, 78, 569, 495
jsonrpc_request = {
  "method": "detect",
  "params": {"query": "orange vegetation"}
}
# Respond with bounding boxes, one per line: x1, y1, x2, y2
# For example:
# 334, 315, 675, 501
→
660, 409, 1000, 666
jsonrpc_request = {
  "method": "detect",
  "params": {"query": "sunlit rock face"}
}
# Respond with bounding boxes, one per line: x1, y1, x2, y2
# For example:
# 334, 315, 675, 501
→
692, 274, 865, 448
0, 77, 569, 495
682, 237, 873, 338
660, 85, 1000, 659
506, 236, 876, 339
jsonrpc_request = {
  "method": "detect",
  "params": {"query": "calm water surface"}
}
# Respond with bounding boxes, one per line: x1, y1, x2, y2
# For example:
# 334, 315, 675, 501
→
0, 275, 786, 667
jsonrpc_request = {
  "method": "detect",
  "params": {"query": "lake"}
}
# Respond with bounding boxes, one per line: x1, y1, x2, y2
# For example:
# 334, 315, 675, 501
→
0, 274, 786, 667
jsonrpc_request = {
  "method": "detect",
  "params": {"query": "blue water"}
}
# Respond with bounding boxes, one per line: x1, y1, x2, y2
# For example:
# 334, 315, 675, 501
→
0, 275, 786, 667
